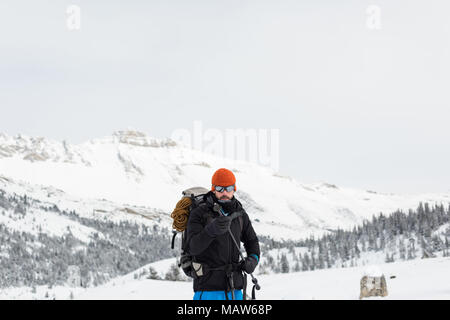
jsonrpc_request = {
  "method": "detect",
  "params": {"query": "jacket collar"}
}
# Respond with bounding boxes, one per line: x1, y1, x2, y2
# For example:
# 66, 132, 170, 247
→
204, 191, 241, 214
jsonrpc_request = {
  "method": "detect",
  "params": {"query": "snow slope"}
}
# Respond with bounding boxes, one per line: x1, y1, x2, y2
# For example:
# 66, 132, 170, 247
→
60, 256, 450, 300
1, 131, 449, 241
0, 175, 171, 241
2, 257, 449, 300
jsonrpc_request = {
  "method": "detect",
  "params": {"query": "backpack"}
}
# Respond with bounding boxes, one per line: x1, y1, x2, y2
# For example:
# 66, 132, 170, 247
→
170, 186, 243, 279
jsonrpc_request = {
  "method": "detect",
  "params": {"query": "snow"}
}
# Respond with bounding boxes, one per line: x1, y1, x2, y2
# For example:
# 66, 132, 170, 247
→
0, 206, 98, 243
256, 258, 450, 300
2, 257, 449, 300
0, 177, 172, 247
363, 265, 383, 277
1, 131, 449, 241
77, 256, 450, 300
1, 131, 450, 300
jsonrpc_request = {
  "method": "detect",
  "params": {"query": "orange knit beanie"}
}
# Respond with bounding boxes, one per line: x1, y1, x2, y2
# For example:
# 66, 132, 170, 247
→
211, 168, 236, 191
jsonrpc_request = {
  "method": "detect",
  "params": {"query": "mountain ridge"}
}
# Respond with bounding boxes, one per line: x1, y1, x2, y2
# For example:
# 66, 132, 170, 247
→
0, 130, 449, 241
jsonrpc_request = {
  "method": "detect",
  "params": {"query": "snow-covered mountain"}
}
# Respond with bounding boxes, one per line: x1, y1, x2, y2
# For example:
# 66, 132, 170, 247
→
1, 130, 449, 241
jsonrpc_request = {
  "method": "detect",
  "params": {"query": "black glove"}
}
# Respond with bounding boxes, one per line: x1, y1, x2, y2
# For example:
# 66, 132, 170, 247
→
241, 255, 258, 274
205, 215, 232, 237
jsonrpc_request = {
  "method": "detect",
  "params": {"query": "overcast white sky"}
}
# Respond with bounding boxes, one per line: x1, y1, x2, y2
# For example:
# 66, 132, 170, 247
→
0, 0, 449, 194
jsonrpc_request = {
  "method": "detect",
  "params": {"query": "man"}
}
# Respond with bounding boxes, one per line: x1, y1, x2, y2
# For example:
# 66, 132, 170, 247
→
186, 168, 260, 300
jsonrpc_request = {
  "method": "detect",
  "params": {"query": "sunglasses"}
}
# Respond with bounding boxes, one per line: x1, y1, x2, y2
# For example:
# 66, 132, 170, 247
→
213, 185, 235, 192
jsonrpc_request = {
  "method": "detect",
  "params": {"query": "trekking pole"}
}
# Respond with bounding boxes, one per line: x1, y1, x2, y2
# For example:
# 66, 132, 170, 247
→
227, 227, 261, 292
213, 204, 261, 299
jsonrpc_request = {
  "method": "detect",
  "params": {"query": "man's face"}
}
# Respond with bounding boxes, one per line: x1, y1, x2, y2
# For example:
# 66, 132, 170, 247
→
213, 187, 235, 201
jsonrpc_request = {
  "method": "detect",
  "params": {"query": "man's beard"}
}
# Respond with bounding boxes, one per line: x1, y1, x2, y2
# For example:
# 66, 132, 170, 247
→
217, 195, 233, 204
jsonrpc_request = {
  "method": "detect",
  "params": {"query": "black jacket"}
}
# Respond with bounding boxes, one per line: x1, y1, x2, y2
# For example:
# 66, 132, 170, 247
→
185, 191, 260, 292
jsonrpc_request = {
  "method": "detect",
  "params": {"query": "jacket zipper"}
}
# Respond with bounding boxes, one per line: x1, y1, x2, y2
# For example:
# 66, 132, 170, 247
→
227, 220, 232, 264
